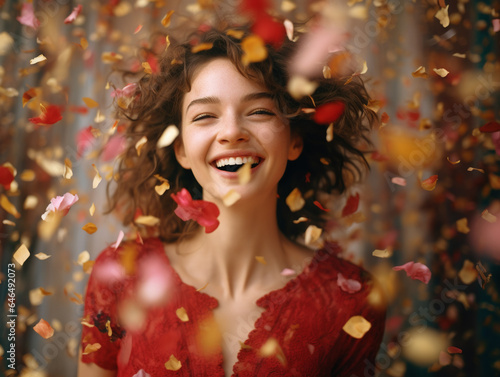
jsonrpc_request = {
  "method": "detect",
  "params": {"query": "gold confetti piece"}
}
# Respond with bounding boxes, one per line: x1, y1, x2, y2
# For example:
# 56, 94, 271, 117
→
135, 136, 147, 156
83, 260, 95, 274
435, 5, 450, 27
30, 54, 46, 65
92, 164, 102, 189
142, 61, 152, 74
14, 244, 30, 265
222, 189, 241, 207
293, 217, 308, 224
63, 158, 73, 179
20, 169, 35, 181
467, 167, 484, 173
83, 97, 98, 108
372, 248, 393, 258
412, 66, 428, 78
82, 223, 97, 234
89, 203, 95, 216
196, 282, 209, 292
161, 10, 175, 27
135, 215, 160, 226
77, 251, 90, 265
458, 260, 478, 284
241, 35, 267, 65
80, 37, 88, 50
3, 219, 15, 226
326, 123, 334, 142
101, 52, 123, 64
30, 288, 44, 306
259, 338, 287, 366
23, 195, 38, 210
105, 320, 112, 337
165, 354, 182, 371
481, 209, 497, 223
35, 253, 51, 260
176, 307, 189, 322
165, 35, 171, 52
155, 181, 170, 195
447, 157, 460, 165
287, 75, 318, 100
281, 0, 296, 12
456, 218, 470, 234
433, 68, 449, 77
489, 174, 500, 189
323, 66, 331, 79
452, 53, 466, 58
421, 175, 438, 191
255, 256, 267, 265
226, 29, 244, 39
157, 125, 179, 148
1, 194, 21, 218
33, 319, 54, 339
304, 225, 322, 245
342, 315, 372, 339
82, 343, 101, 355
237, 162, 251, 185
191, 43, 213, 53
285, 188, 305, 212
360, 61, 368, 74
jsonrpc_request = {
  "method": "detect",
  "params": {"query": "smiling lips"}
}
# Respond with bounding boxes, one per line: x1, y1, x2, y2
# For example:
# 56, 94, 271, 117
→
213, 156, 261, 172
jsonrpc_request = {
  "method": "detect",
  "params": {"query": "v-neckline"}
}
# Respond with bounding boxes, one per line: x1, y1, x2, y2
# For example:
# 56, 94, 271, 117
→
159, 238, 329, 376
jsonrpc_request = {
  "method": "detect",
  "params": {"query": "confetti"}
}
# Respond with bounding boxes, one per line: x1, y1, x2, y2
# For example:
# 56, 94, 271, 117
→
304, 225, 322, 245
82, 223, 98, 234
372, 248, 393, 258
14, 244, 30, 265
17, 3, 40, 29
222, 189, 241, 207
157, 125, 179, 148
421, 175, 438, 191
458, 260, 477, 284
342, 316, 371, 339
176, 307, 189, 322
391, 177, 406, 186
467, 167, 484, 173
63, 158, 73, 180
165, 354, 182, 371
313, 102, 345, 124
112, 230, 125, 249
161, 10, 175, 27
285, 188, 305, 212
135, 215, 160, 226
447, 157, 461, 165
241, 35, 268, 65
83, 97, 99, 108
1, 194, 21, 218
30, 54, 47, 65
23, 195, 38, 209
435, 5, 450, 27
135, 136, 148, 156
342, 193, 360, 217
191, 43, 213, 53
33, 319, 54, 339
287, 75, 318, 100
64, 5, 83, 24
280, 268, 296, 276
456, 218, 470, 234
255, 256, 267, 265
393, 261, 431, 284
481, 209, 497, 223
433, 68, 449, 77
35, 253, 51, 260
82, 343, 101, 355
412, 66, 428, 78
479, 121, 500, 133
0, 165, 15, 190
89, 203, 95, 216
132, 370, 151, 377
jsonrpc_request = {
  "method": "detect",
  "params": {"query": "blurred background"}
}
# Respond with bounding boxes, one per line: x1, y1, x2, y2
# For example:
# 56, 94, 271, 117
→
0, 0, 499, 376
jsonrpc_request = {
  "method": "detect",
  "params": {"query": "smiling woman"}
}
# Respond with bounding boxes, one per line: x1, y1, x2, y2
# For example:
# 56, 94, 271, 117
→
78, 22, 384, 377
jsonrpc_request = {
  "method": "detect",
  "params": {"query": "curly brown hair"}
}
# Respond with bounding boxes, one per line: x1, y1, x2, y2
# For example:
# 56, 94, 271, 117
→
107, 24, 377, 243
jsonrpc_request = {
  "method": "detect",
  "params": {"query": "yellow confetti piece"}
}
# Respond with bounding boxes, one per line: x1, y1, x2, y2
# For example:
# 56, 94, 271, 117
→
326, 123, 334, 142
360, 61, 368, 74
165, 354, 182, 371
287, 75, 318, 100
285, 188, 305, 212
489, 174, 500, 189
259, 338, 287, 366
237, 162, 252, 185
453, 53, 466, 58
372, 248, 393, 258
226, 29, 244, 39
135, 215, 160, 226
176, 307, 189, 322
105, 319, 112, 337
241, 35, 267, 65
481, 209, 497, 223
142, 61, 152, 74
82, 223, 97, 234
458, 260, 477, 284
30, 54, 46, 65
92, 164, 102, 189
35, 252, 51, 260
77, 251, 90, 265
447, 157, 460, 165
20, 169, 35, 181
342, 315, 372, 339
13, 244, 30, 265
135, 136, 147, 156
433, 68, 449, 77
467, 167, 485, 173
82, 343, 101, 355
292, 217, 308, 224
435, 5, 450, 27
412, 66, 428, 78
421, 175, 438, 191
83, 97, 99, 108
155, 181, 170, 195
255, 256, 267, 265
101, 52, 123, 64
281, 0, 296, 12
456, 218, 470, 234
161, 10, 175, 27
191, 42, 213, 53
89, 203, 95, 216
83, 260, 95, 274
63, 158, 73, 179
23, 195, 38, 210
304, 225, 322, 245
222, 189, 241, 207
3, 219, 15, 226
80, 37, 88, 50
1, 194, 21, 218
157, 125, 179, 148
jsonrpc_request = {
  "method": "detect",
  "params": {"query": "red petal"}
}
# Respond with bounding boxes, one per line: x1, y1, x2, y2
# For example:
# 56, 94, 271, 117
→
447, 346, 463, 354
0, 166, 15, 190
171, 189, 220, 233
479, 121, 500, 133
314, 102, 345, 124
251, 15, 286, 48
240, 0, 269, 14
313, 200, 330, 212
64, 5, 82, 24
393, 261, 431, 284
29, 105, 63, 126
370, 151, 389, 162
342, 193, 359, 217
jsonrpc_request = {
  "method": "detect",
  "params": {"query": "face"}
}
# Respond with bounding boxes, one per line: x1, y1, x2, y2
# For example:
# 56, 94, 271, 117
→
175, 58, 302, 203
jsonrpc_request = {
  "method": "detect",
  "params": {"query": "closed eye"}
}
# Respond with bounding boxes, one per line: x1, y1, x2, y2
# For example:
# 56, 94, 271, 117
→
193, 113, 216, 122
249, 109, 275, 116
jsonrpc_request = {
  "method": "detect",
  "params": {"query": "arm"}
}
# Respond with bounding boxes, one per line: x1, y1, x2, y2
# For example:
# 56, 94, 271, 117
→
77, 348, 117, 377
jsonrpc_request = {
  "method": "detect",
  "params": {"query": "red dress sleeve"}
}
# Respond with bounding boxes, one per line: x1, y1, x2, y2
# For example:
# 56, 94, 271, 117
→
80, 245, 124, 371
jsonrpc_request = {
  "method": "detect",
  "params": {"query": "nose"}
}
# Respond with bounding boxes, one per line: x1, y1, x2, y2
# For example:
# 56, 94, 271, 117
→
216, 115, 249, 144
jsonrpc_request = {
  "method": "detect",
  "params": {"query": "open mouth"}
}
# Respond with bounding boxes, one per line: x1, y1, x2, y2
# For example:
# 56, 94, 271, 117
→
214, 156, 261, 172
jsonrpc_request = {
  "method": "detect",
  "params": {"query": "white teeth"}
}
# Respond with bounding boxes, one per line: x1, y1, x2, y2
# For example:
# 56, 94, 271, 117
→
215, 156, 258, 168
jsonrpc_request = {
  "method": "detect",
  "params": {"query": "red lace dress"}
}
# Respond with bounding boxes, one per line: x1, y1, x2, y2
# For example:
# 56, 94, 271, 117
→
81, 237, 385, 376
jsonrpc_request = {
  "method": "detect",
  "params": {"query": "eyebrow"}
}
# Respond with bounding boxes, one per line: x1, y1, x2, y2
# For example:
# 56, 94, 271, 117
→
185, 92, 274, 114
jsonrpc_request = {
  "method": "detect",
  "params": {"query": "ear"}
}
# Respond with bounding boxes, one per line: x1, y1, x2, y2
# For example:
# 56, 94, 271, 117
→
174, 139, 191, 169
288, 134, 303, 161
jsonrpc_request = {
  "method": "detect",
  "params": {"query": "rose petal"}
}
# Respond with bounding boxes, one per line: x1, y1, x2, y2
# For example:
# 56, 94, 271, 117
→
285, 188, 305, 212
421, 175, 438, 191
337, 273, 362, 293
64, 5, 82, 24
342, 193, 360, 217
171, 189, 220, 233
393, 261, 431, 284
314, 102, 345, 124
17, 3, 40, 29
157, 125, 179, 148
33, 319, 54, 339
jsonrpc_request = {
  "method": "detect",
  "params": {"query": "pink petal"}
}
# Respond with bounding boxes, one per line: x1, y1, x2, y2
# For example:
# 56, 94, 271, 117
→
64, 5, 82, 24
93, 260, 125, 285
132, 370, 152, 377
137, 255, 172, 305
101, 135, 126, 162
280, 268, 296, 276
76, 126, 96, 157
112, 230, 125, 249
492, 131, 500, 156
17, 3, 40, 30
171, 189, 220, 233
337, 273, 362, 293
439, 350, 452, 366
393, 261, 431, 284
493, 19, 500, 33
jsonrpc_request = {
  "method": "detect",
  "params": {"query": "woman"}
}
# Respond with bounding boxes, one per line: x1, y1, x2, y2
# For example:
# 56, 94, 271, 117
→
78, 24, 385, 377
